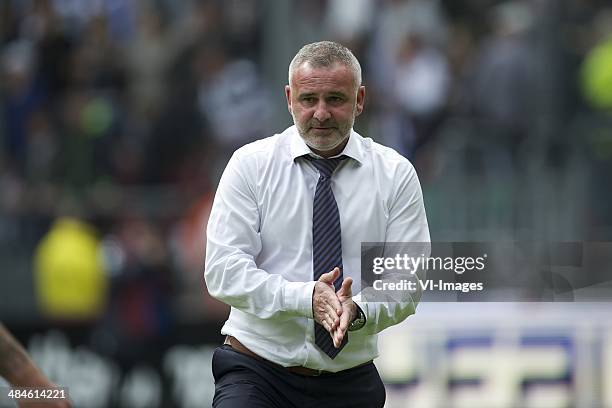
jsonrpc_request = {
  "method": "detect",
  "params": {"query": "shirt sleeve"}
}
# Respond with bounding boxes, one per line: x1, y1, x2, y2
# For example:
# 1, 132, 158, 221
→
353, 160, 430, 335
205, 152, 316, 320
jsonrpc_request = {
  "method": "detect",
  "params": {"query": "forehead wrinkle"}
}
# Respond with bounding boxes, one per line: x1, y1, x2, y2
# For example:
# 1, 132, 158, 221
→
290, 62, 358, 89
296, 90, 349, 100
296, 79, 351, 91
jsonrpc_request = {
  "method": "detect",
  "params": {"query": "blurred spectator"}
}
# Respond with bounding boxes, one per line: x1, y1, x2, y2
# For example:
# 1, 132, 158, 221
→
323, 0, 373, 42
57, 88, 119, 188
396, 34, 450, 119
196, 53, 272, 159
322, 0, 374, 56
394, 33, 450, 154
461, 1, 538, 146
141, 42, 207, 184
97, 216, 174, 362
34, 217, 108, 321
1, 39, 47, 175
368, 0, 448, 93
222, 0, 263, 59
25, 0, 73, 96
125, 5, 172, 120
70, 15, 126, 91
24, 109, 59, 184
366, 0, 448, 157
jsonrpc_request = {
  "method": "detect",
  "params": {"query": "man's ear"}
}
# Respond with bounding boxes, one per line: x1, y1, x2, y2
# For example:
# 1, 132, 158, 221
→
285, 85, 292, 114
355, 86, 366, 117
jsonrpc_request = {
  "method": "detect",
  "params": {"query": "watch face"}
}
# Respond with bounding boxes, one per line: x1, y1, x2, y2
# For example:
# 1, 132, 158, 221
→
349, 313, 365, 331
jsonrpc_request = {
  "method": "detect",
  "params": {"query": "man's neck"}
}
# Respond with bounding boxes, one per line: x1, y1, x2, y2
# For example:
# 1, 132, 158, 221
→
309, 137, 349, 158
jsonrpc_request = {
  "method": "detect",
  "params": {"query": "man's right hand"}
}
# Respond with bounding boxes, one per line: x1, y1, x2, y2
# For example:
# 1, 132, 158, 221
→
312, 267, 343, 333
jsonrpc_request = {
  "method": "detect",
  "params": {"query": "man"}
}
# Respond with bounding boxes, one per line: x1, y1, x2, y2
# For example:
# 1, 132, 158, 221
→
205, 41, 430, 407
0, 323, 71, 408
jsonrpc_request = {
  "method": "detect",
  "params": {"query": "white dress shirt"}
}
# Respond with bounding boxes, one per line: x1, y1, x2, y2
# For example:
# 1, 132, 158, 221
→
205, 125, 430, 372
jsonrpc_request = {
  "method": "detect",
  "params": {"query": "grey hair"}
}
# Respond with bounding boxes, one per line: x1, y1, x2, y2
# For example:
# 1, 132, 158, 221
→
288, 41, 362, 87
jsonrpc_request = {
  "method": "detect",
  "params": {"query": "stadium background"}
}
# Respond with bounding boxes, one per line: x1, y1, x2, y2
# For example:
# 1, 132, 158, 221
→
1, 0, 612, 406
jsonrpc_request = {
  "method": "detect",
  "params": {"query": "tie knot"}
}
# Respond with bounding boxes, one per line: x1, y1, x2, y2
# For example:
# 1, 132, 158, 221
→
307, 156, 346, 179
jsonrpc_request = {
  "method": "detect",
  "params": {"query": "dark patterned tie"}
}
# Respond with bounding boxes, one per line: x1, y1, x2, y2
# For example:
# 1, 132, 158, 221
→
308, 155, 348, 359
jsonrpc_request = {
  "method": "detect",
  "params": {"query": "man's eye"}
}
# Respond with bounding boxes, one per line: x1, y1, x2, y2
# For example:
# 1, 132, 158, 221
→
302, 97, 316, 104
328, 96, 343, 104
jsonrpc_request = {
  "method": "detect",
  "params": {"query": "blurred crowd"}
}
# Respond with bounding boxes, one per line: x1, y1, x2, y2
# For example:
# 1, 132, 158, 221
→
1, 0, 612, 346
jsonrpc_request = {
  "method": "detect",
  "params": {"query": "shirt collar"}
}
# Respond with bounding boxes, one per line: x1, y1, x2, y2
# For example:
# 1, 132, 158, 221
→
288, 125, 365, 164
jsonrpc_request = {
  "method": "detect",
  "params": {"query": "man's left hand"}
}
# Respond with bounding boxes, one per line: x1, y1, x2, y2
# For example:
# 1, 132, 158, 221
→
331, 277, 356, 348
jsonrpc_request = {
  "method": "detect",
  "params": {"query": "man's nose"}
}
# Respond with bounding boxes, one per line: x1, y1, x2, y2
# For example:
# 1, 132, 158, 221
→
313, 101, 331, 122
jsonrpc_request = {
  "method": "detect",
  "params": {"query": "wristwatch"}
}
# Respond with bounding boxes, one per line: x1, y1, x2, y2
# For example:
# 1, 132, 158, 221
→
348, 304, 366, 332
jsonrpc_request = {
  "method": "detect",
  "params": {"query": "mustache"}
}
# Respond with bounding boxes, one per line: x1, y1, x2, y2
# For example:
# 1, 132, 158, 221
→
309, 121, 337, 128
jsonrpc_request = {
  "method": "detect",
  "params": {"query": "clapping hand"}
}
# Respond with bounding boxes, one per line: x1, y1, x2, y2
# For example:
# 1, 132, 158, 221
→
330, 276, 356, 348
312, 268, 342, 333
312, 267, 356, 348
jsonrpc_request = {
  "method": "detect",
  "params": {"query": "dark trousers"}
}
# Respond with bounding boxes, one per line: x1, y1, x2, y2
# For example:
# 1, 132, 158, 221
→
212, 345, 386, 408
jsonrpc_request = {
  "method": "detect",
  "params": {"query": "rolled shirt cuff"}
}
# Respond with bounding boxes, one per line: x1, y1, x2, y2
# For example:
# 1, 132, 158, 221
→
283, 280, 317, 319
